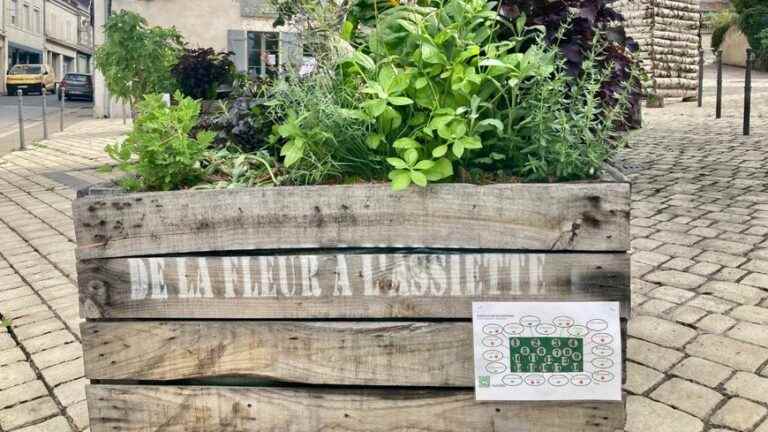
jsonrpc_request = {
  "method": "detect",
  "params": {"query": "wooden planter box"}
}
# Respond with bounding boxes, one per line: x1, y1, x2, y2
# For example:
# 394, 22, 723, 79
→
74, 176, 630, 432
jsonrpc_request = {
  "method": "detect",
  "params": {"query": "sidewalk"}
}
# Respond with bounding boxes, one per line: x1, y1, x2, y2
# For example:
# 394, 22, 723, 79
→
0, 120, 126, 432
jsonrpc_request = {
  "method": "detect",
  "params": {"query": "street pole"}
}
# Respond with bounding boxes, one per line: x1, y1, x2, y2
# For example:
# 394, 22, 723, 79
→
697, 49, 704, 108
17, 90, 25, 151
715, 50, 723, 119
60, 87, 66, 132
41, 87, 48, 140
744, 48, 753, 136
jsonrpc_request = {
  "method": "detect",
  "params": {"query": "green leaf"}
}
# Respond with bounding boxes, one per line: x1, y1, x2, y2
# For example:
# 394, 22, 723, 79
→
386, 157, 409, 169
452, 140, 465, 158
352, 51, 376, 70
459, 135, 482, 149
413, 77, 429, 89
363, 99, 387, 117
410, 170, 427, 187
421, 43, 447, 64
404, 148, 419, 166
432, 144, 448, 158
390, 170, 412, 191
387, 96, 413, 106
478, 118, 504, 134
366, 134, 384, 149
424, 157, 454, 181
397, 19, 419, 34
414, 160, 435, 170
393, 137, 419, 149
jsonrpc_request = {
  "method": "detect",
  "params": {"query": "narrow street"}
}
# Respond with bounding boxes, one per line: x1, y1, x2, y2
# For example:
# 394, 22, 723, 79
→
0, 94, 96, 157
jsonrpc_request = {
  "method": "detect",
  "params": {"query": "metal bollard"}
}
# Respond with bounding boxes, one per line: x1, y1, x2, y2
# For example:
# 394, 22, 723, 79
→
60, 87, 65, 132
715, 50, 723, 119
17, 90, 25, 150
697, 49, 704, 108
744, 48, 753, 136
41, 87, 48, 140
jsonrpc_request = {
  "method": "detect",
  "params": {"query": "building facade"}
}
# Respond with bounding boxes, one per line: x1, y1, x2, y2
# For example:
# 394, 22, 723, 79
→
0, 0, 92, 94
94, 0, 301, 117
45, 0, 93, 81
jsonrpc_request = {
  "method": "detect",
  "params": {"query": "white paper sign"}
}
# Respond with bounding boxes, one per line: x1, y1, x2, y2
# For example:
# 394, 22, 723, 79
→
472, 302, 622, 401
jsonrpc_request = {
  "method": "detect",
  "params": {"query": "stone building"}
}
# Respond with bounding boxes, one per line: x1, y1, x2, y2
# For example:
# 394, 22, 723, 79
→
45, 0, 93, 81
93, 0, 302, 117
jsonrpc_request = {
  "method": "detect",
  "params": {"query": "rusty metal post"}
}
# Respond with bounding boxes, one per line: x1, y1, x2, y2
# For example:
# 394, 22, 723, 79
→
744, 48, 753, 136
715, 50, 723, 119
697, 49, 704, 107
41, 87, 48, 140
17, 90, 25, 150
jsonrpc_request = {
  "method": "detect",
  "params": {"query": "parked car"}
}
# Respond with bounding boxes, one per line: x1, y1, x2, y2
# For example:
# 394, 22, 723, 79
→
6, 64, 56, 95
58, 73, 94, 101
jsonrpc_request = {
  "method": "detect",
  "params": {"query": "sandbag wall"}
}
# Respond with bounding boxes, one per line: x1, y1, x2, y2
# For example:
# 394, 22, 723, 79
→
615, 0, 701, 99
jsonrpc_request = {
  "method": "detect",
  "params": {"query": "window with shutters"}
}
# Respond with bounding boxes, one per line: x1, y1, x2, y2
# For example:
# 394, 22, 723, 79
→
247, 32, 279, 78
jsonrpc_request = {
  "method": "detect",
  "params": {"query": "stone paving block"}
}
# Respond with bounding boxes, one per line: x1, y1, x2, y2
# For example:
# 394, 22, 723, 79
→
742, 259, 768, 275
654, 244, 702, 259
655, 221, 693, 233
0, 294, 42, 313
696, 251, 749, 268
632, 278, 659, 295
628, 338, 685, 371
54, 377, 87, 407
13, 318, 66, 340
632, 262, 654, 278
0, 380, 48, 410
637, 298, 676, 315
15, 416, 74, 432
632, 238, 663, 251
0, 347, 25, 367
661, 258, 695, 271
644, 270, 707, 289
697, 239, 754, 256
629, 315, 697, 348
650, 230, 702, 246
741, 272, 768, 290
696, 314, 737, 333
688, 227, 721, 238
23, 329, 76, 354
688, 261, 722, 276
713, 267, 749, 282
0, 396, 59, 430
0, 361, 36, 389
726, 372, 768, 404
686, 334, 768, 372
711, 398, 767, 431
0, 332, 15, 351
728, 321, 768, 348
687, 295, 737, 313
711, 221, 750, 233
625, 396, 703, 432
730, 305, 768, 325
670, 305, 708, 324
650, 378, 723, 417
699, 281, 767, 305
30, 343, 82, 369
625, 361, 665, 394
649, 286, 696, 304
67, 399, 89, 430
39, 358, 84, 388
634, 251, 672, 267
672, 357, 733, 388
749, 249, 768, 261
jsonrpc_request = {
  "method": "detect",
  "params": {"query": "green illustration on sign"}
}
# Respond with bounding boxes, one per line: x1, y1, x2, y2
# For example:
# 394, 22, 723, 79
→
509, 337, 583, 373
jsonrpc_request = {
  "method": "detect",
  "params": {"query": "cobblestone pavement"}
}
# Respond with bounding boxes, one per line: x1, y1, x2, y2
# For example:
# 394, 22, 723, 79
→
623, 65, 768, 432
0, 120, 125, 432
0, 66, 766, 431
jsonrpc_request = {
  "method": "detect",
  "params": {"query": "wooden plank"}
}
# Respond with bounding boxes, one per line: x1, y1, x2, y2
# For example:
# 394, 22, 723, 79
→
73, 183, 630, 260
87, 385, 625, 432
83, 321, 476, 385
78, 252, 630, 319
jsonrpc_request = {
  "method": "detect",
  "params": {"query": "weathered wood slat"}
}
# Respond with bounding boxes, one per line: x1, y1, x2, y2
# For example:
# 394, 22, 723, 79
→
73, 183, 630, 260
78, 252, 630, 319
87, 385, 625, 432
84, 321, 475, 385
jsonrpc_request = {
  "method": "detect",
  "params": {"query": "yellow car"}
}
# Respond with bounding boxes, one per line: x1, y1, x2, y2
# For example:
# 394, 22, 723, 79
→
6, 64, 56, 95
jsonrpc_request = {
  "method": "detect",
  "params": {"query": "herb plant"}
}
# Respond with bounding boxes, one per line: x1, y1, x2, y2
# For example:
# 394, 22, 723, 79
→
107, 91, 214, 191
172, 48, 235, 100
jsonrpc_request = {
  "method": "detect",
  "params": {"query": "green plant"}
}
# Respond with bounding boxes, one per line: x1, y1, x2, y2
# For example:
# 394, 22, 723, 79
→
760, 28, 768, 54
739, 6, 768, 54
710, 8, 738, 49
733, 0, 762, 14
94, 11, 184, 112
107, 91, 214, 191
172, 48, 235, 100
